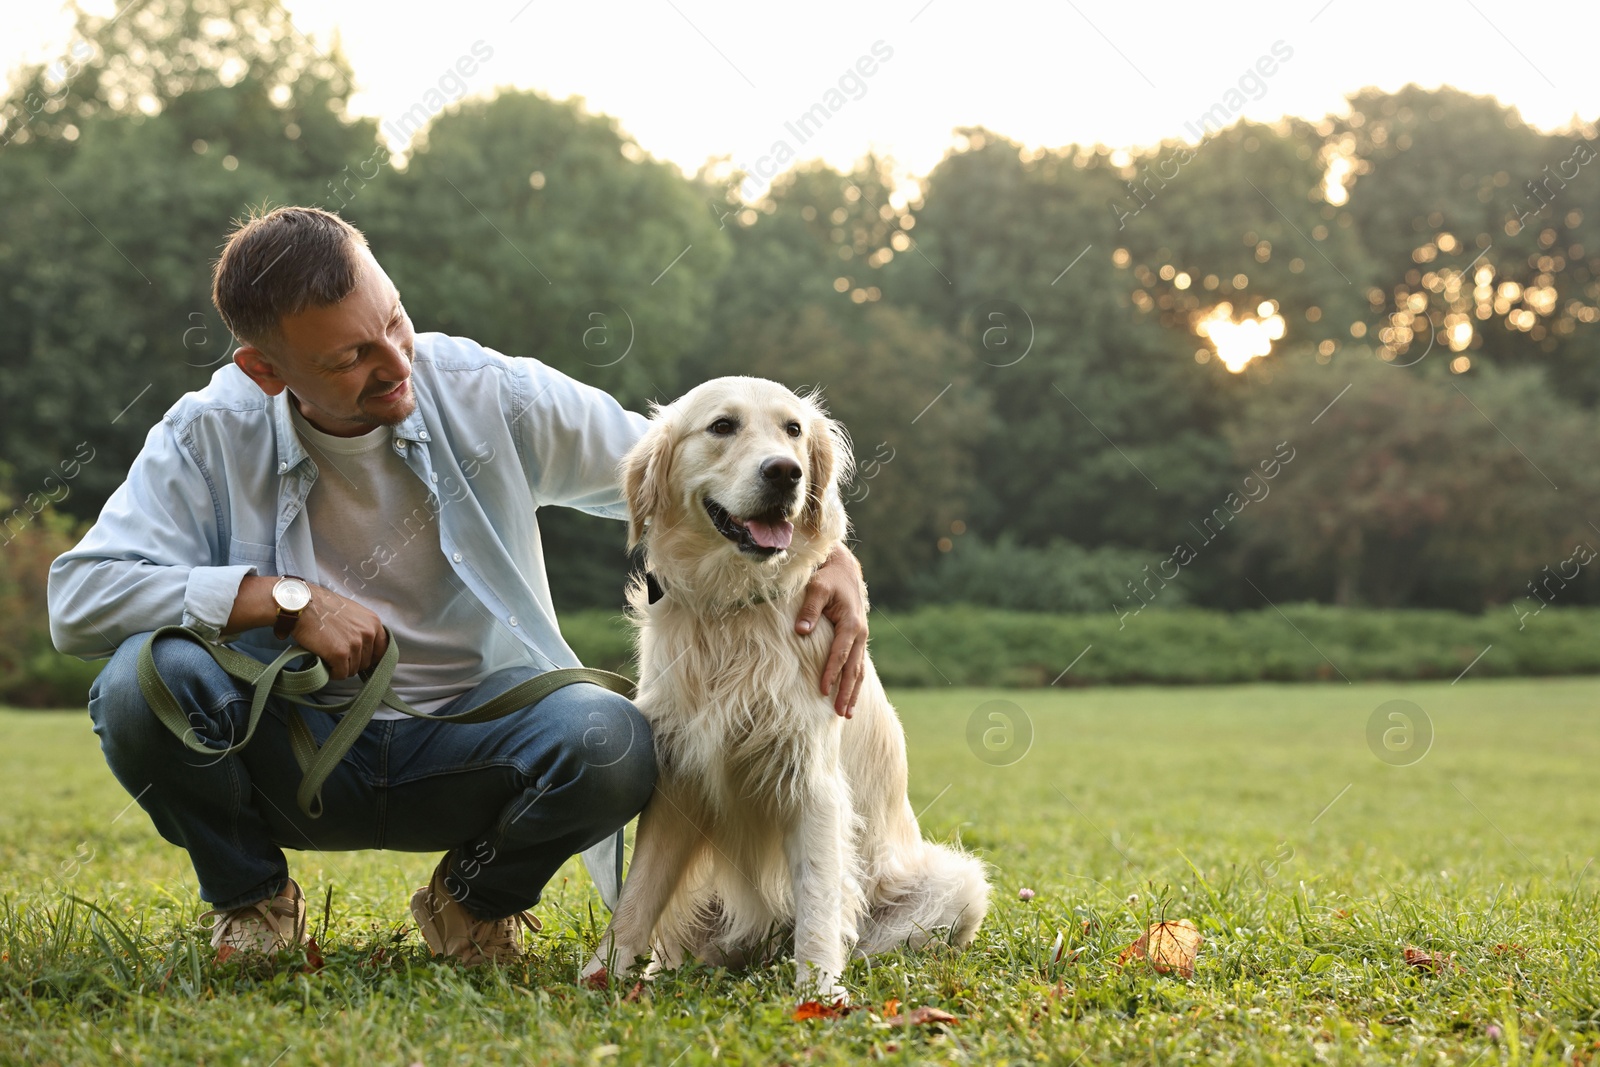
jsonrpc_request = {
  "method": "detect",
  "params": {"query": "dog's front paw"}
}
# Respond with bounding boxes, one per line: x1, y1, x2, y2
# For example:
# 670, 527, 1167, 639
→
795, 963, 849, 1007
819, 983, 850, 1007
794, 984, 850, 1013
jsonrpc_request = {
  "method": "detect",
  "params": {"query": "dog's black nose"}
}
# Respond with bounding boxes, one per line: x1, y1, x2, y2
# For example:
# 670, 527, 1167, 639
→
761, 457, 803, 486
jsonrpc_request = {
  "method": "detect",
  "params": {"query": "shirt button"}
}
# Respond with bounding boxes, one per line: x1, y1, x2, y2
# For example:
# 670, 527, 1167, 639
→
277, 462, 287, 473
395, 441, 407, 452
430, 472, 438, 482
419, 431, 430, 441
508, 616, 518, 627
452, 552, 462, 563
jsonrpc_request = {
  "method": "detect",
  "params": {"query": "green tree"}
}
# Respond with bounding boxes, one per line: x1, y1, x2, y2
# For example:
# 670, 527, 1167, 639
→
1225, 348, 1600, 608
1334, 86, 1600, 401
0, 0, 377, 521
879, 128, 1251, 567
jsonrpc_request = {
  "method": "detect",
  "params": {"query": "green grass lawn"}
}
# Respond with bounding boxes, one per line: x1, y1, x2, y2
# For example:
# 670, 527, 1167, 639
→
2, 678, 1597, 1065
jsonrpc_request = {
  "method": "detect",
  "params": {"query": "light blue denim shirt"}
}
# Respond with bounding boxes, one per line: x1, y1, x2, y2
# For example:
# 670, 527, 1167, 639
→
48, 331, 649, 670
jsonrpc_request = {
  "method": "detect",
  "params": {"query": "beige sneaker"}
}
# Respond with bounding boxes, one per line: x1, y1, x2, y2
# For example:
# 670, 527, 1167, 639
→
410, 856, 541, 966
206, 877, 309, 957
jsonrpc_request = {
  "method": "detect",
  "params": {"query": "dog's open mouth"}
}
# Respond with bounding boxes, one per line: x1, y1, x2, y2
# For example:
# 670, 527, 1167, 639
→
703, 497, 793, 557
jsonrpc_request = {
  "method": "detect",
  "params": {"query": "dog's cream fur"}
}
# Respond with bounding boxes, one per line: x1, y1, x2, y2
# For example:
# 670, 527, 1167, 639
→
579, 376, 989, 1000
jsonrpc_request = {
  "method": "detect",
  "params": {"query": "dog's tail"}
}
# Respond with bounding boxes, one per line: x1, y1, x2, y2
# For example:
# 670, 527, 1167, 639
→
854, 839, 990, 956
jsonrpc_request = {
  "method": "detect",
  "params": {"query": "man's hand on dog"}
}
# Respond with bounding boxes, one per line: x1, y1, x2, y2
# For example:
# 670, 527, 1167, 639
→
796, 544, 869, 718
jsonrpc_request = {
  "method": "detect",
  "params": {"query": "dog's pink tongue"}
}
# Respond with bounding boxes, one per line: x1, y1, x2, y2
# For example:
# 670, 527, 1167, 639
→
744, 518, 794, 549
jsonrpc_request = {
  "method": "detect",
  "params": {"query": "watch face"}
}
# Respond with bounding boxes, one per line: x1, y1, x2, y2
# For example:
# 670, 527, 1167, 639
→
275, 577, 312, 611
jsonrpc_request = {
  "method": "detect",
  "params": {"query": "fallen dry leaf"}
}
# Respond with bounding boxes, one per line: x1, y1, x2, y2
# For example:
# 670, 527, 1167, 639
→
792, 999, 857, 1021
882, 998, 901, 1017
1402, 946, 1459, 973
1118, 919, 1203, 979
1491, 943, 1528, 958
624, 981, 644, 1003
878, 1006, 958, 1027
302, 937, 325, 973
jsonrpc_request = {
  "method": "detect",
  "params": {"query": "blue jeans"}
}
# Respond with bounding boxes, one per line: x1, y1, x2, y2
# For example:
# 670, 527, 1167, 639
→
87, 630, 656, 919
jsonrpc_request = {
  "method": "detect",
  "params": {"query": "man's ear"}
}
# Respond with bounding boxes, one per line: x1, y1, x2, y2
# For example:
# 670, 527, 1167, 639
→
802, 414, 853, 533
233, 346, 288, 396
622, 418, 675, 550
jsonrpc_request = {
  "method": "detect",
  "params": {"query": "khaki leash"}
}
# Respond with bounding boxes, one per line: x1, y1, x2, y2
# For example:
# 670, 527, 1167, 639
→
135, 625, 636, 819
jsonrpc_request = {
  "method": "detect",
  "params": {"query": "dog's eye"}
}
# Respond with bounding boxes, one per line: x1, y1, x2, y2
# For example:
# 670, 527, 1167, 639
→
708, 417, 737, 436
785, 421, 802, 438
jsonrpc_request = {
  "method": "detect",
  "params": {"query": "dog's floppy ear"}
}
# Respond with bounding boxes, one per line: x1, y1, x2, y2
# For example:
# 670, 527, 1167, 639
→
622, 413, 675, 550
802, 412, 854, 534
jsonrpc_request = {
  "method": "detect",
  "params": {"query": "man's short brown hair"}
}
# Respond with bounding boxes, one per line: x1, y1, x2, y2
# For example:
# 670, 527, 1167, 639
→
211, 205, 369, 349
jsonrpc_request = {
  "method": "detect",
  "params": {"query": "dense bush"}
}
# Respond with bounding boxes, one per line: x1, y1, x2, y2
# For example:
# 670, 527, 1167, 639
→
559, 603, 1600, 688
16, 594, 1595, 710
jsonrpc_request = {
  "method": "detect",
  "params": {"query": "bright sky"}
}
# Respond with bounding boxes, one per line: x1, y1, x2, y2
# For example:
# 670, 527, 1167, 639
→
9, 0, 1599, 198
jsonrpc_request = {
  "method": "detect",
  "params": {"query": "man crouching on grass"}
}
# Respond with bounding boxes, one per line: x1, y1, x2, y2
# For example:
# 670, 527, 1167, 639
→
45, 205, 869, 965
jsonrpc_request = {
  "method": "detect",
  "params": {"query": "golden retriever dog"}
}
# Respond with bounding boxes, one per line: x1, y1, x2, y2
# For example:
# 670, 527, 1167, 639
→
579, 376, 989, 1001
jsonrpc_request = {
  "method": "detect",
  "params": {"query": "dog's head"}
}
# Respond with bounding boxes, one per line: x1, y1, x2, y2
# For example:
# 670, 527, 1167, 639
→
622, 377, 852, 598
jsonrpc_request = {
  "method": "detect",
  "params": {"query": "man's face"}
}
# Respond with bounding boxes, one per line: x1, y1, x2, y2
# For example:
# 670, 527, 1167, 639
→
232, 243, 417, 437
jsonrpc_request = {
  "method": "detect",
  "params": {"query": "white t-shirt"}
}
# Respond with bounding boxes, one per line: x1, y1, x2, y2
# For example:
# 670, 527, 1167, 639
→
289, 403, 531, 719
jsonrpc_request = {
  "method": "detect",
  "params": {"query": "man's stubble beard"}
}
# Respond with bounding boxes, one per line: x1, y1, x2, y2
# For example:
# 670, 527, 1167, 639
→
360, 347, 417, 426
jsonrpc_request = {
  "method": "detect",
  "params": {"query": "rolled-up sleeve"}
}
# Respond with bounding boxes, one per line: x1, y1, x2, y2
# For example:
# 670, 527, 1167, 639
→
47, 415, 252, 659
511, 356, 649, 520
